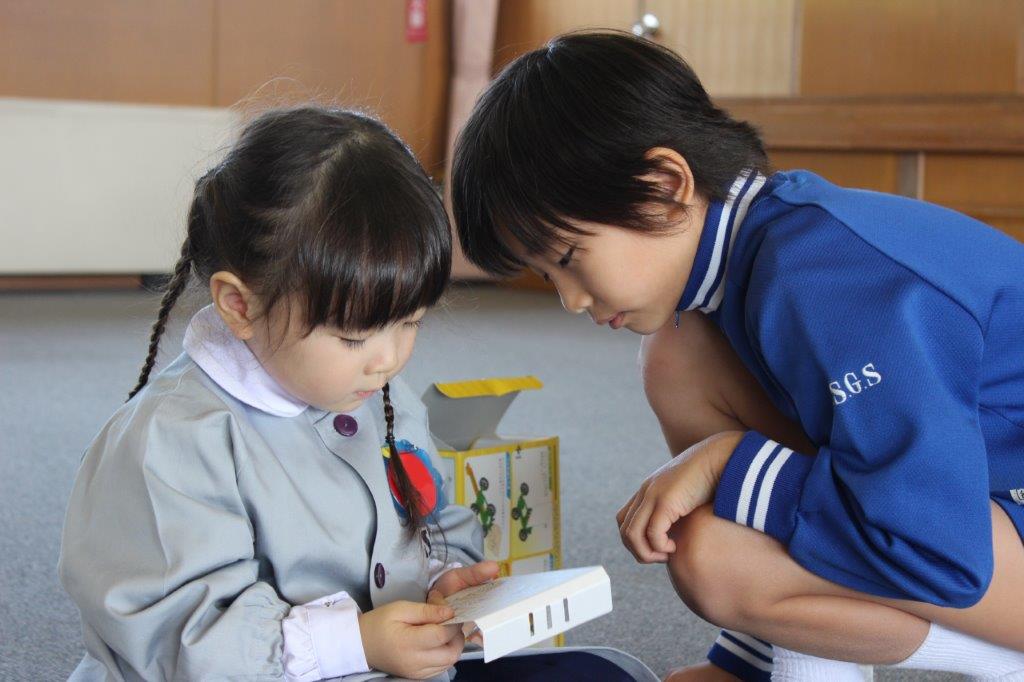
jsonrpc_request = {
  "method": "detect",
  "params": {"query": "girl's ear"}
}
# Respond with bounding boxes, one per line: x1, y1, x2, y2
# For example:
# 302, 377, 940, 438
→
641, 147, 697, 206
210, 271, 258, 340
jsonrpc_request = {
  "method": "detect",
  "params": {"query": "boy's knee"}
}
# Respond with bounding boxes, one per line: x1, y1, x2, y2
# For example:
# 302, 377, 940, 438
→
665, 506, 770, 630
665, 507, 743, 627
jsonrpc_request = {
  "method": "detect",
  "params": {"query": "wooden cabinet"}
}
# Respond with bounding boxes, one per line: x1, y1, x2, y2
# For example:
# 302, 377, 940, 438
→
0, 1, 451, 277
800, 0, 1024, 97
0, 1, 216, 106
724, 96, 1024, 243
492, 1, 1024, 254
921, 154, 1024, 242
0, 0, 450, 172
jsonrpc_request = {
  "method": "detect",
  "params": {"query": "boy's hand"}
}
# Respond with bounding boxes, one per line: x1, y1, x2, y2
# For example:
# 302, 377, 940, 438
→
616, 431, 743, 563
358, 600, 464, 679
430, 561, 500, 598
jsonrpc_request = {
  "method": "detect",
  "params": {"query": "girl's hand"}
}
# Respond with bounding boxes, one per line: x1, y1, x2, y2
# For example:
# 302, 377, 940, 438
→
430, 561, 500, 598
616, 431, 743, 563
427, 561, 499, 648
358, 600, 464, 680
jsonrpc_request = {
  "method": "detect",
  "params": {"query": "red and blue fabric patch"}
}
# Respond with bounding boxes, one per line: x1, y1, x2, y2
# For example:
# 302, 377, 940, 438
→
381, 439, 446, 519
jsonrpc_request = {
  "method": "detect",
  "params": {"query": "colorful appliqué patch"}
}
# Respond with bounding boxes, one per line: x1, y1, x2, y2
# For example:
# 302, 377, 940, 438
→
381, 439, 447, 519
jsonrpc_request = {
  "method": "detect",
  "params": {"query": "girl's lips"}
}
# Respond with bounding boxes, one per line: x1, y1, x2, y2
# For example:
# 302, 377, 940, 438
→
609, 312, 625, 329
355, 389, 379, 399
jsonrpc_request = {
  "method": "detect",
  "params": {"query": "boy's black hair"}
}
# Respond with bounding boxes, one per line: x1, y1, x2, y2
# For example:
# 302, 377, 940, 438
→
128, 106, 451, 530
451, 30, 768, 276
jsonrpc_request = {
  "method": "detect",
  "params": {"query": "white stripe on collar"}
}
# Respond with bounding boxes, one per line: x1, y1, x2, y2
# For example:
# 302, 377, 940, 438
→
701, 172, 767, 313
679, 169, 767, 314
183, 304, 308, 418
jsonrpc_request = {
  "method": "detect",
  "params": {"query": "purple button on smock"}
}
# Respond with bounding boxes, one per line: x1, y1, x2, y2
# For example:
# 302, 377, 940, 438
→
333, 414, 358, 437
374, 562, 386, 588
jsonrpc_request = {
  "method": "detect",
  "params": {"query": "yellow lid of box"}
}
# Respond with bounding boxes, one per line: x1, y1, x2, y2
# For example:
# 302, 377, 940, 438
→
434, 376, 543, 399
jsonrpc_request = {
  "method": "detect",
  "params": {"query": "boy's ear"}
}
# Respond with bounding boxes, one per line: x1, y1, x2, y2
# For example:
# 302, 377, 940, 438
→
641, 147, 697, 206
209, 271, 258, 340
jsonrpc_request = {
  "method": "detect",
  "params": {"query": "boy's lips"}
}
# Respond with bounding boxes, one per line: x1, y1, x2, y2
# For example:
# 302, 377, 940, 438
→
596, 312, 626, 329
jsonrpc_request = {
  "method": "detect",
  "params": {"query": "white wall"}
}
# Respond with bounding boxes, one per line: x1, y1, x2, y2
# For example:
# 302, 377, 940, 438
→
0, 98, 236, 274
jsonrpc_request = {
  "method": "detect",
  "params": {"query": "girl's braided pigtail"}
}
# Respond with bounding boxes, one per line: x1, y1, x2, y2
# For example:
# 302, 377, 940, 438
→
382, 383, 425, 531
127, 236, 193, 401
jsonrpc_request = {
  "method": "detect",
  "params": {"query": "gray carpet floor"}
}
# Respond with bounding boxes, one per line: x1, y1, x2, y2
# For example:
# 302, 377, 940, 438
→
0, 285, 956, 681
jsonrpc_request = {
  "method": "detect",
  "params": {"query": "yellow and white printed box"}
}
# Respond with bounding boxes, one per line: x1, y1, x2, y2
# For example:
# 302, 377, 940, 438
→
423, 376, 563, 644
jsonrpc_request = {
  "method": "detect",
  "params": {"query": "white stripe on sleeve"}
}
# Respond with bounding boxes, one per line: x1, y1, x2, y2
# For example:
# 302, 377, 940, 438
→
752, 447, 794, 532
735, 439, 780, 526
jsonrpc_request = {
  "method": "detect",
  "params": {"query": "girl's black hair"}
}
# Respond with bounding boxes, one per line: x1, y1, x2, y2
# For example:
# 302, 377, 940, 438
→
451, 30, 768, 276
128, 106, 451, 530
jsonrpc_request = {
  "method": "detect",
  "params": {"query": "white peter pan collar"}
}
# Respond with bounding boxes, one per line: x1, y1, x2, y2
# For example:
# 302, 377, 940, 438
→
183, 304, 309, 418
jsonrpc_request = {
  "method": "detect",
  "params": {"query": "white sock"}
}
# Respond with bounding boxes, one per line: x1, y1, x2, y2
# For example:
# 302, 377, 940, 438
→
894, 622, 1024, 679
772, 647, 869, 681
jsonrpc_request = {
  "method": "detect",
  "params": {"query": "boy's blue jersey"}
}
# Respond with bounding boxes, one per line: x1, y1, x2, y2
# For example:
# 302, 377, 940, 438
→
679, 169, 1024, 608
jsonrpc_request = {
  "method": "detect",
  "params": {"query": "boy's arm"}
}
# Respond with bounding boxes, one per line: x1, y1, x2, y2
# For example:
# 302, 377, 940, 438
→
712, 237, 992, 607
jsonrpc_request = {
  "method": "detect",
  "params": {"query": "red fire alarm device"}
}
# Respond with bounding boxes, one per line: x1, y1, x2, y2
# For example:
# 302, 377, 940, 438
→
406, 0, 428, 43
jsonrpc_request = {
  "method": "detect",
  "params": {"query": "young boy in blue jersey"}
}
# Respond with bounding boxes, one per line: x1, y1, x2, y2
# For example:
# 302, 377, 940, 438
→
450, 31, 1024, 681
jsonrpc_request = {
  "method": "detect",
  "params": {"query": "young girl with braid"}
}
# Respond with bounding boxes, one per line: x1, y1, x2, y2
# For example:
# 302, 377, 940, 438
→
58, 107, 656, 682
451, 32, 1024, 682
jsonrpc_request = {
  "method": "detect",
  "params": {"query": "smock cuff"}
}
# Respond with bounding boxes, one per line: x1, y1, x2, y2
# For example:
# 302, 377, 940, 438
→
282, 590, 369, 681
713, 431, 813, 545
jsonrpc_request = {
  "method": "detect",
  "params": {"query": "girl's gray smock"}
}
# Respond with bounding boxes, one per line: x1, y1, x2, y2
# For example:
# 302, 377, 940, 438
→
59, 353, 484, 681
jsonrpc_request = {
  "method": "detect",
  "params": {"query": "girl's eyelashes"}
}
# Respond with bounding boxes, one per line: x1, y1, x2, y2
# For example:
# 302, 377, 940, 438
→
338, 337, 366, 349
339, 319, 420, 346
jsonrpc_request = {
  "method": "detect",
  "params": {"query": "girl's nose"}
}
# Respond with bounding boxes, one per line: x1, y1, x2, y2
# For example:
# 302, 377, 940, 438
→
366, 341, 399, 376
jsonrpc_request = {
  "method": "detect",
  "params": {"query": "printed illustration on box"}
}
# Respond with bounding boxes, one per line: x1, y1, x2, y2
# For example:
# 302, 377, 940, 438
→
512, 479, 532, 541
510, 443, 556, 555
422, 376, 560, 568
466, 462, 497, 535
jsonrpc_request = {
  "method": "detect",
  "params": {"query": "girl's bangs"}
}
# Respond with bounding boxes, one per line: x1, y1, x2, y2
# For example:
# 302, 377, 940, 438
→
300, 216, 450, 333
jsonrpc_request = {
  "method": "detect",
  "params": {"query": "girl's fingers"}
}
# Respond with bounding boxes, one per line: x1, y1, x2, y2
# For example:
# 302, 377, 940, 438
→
411, 622, 463, 649
426, 589, 446, 606
400, 601, 455, 625
469, 560, 499, 584
419, 628, 465, 670
434, 561, 499, 600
